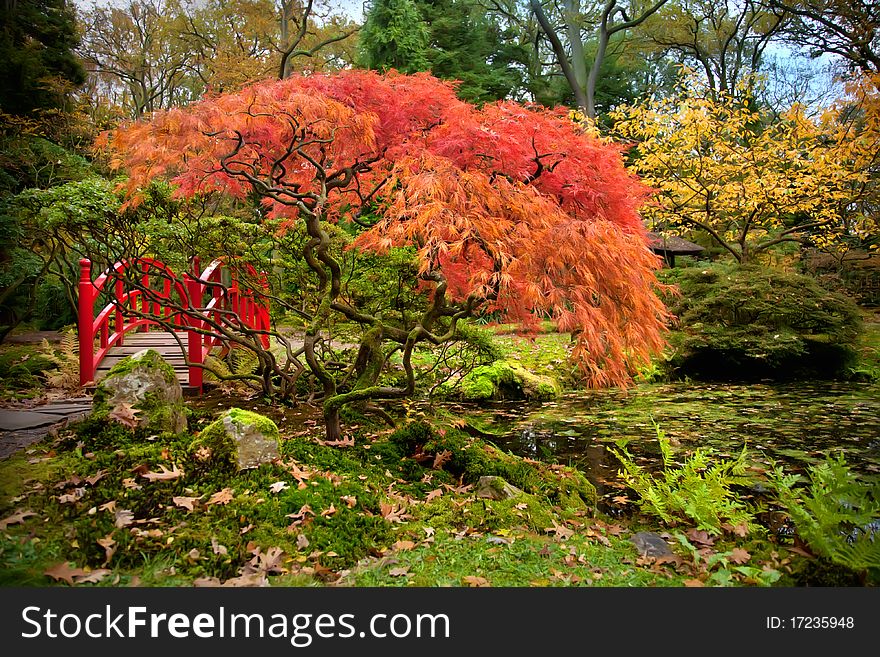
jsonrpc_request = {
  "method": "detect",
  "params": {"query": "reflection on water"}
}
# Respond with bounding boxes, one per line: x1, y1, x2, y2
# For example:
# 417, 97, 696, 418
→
446, 381, 880, 510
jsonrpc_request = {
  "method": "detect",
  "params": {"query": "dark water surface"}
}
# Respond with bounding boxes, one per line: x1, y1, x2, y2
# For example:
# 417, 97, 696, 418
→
448, 382, 880, 510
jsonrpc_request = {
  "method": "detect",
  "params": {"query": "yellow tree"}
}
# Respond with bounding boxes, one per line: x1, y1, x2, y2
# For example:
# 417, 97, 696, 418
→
610, 75, 862, 263
818, 72, 880, 258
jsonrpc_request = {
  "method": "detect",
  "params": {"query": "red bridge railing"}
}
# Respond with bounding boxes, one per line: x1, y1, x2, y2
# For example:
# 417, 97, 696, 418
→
78, 257, 270, 390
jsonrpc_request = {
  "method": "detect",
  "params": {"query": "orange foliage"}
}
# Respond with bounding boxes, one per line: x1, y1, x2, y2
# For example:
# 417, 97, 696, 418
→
100, 70, 669, 387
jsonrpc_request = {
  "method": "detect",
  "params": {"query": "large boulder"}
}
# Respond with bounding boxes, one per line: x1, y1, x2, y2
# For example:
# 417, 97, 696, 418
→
91, 348, 187, 434
190, 408, 280, 471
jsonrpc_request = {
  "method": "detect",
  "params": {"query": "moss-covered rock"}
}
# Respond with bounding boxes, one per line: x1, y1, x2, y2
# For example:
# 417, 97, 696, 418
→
457, 360, 560, 401
91, 348, 187, 434
390, 421, 596, 511
189, 408, 280, 472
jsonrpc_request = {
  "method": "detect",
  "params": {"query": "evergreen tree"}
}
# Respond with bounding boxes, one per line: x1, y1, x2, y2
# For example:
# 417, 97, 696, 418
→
0, 0, 85, 116
360, 0, 526, 103
358, 0, 431, 74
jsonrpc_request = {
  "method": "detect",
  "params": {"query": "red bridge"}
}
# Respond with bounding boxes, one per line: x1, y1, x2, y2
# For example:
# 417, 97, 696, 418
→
77, 257, 270, 392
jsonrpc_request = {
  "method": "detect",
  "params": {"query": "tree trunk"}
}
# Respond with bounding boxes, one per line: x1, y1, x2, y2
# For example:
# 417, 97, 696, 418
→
323, 405, 342, 442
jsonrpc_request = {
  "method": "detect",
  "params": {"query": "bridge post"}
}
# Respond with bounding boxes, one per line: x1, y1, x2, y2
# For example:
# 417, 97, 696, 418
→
186, 259, 204, 391
78, 259, 95, 386
259, 271, 270, 349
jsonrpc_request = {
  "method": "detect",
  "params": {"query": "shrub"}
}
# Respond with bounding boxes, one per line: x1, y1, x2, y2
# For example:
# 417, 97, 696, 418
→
660, 262, 863, 380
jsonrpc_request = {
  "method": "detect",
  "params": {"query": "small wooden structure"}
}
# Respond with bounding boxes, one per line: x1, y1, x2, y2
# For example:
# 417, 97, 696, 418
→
646, 232, 705, 267
78, 257, 270, 392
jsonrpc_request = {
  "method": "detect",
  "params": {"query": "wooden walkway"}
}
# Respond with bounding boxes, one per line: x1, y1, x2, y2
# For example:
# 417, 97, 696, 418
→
95, 331, 194, 390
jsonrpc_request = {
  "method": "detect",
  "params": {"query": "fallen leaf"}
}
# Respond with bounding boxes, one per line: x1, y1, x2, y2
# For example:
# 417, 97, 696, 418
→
380, 502, 410, 523
341, 495, 357, 508
423, 526, 435, 537
296, 534, 310, 549
122, 478, 141, 490
109, 403, 141, 428
545, 521, 574, 540
211, 537, 228, 556
319, 436, 354, 448
320, 504, 337, 518
462, 575, 490, 587
75, 569, 111, 584
269, 481, 289, 494
686, 529, 715, 547
193, 577, 222, 587
141, 464, 183, 482
432, 449, 452, 470
97, 535, 116, 565
206, 488, 234, 505
85, 470, 107, 486
58, 487, 86, 504
114, 509, 134, 528
684, 579, 705, 587
172, 496, 199, 511
98, 500, 117, 512
44, 562, 88, 586
388, 567, 410, 577
393, 540, 415, 551
729, 548, 751, 564
425, 488, 443, 502
0, 509, 37, 530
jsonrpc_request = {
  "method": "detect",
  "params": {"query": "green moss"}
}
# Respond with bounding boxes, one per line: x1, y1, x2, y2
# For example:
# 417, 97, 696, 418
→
392, 421, 596, 510
457, 360, 560, 401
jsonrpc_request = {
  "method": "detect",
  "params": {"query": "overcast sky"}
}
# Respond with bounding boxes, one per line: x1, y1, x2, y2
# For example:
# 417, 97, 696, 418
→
73, 0, 365, 21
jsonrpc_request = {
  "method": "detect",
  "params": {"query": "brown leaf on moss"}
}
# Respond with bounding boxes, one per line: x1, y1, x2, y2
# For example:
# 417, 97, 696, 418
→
44, 562, 88, 585
0, 509, 37, 530
206, 488, 234, 505
109, 403, 141, 428
97, 535, 116, 565
729, 548, 751, 564
141, 464, 183, 482
432, 449, 452, 470
462, 576, 490, 587
172, 496, 199, 511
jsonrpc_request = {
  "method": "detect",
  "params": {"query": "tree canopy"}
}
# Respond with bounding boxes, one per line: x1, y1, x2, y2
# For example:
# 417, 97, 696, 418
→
101, 70, 670, 438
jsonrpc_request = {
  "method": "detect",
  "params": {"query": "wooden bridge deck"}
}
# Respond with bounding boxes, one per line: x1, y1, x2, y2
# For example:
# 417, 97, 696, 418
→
95, 331, 195, 391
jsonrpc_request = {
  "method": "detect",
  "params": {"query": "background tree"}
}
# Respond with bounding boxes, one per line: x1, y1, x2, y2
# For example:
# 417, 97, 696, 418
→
644, 0, 787, 99
770, 0, 879, 75
361, 0, 528, 102
610, 74, 862, 263
528, 0, 669, 117
0, 0, 85, 118
358, 0, 431, 74
102, 71, 670, 441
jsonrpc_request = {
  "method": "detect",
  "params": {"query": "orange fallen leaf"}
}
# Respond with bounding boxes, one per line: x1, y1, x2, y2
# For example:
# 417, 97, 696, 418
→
462, 575, 490, 587
206, 488, 234, 505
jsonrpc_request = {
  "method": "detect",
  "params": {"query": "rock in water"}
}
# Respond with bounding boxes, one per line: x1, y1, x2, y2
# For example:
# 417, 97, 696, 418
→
190, 408, 280, 471
475, 475, 524, 501
630, 531, 673, 558
91, 348, 187, 434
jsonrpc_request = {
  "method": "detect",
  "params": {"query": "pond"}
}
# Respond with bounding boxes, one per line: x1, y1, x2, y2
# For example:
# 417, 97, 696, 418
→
448, 381, 880, 512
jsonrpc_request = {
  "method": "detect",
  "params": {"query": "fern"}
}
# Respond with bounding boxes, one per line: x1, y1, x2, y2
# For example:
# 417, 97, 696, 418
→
770, 454, 880, 575
608, 421, 758, 535
204, 348, 261, 393
40, 328, 80, 390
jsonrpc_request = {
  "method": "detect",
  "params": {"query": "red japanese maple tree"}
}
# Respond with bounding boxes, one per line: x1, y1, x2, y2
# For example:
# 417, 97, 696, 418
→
102, 70, 669, 440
